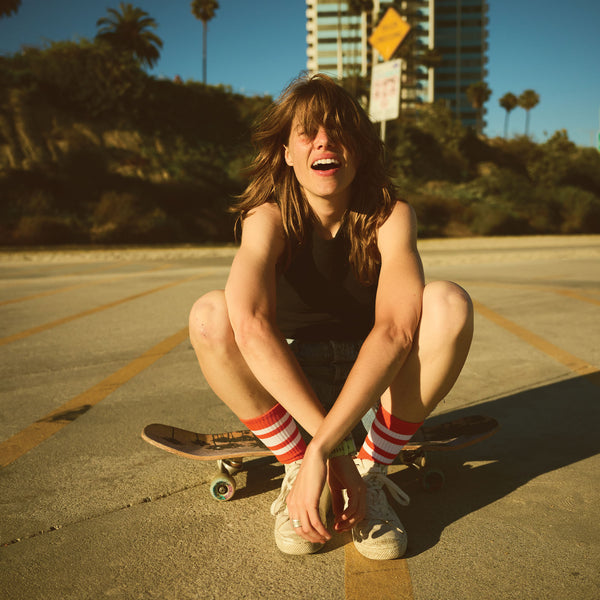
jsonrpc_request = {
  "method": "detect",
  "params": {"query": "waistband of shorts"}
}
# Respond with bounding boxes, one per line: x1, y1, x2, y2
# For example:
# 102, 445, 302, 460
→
286, 338, 363, 363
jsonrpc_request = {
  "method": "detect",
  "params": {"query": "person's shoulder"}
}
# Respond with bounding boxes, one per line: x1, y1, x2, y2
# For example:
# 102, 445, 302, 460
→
378, 199, 416, 232
240, 202, 286, 256
244, 202, 284, 230
376, 199, 418, 252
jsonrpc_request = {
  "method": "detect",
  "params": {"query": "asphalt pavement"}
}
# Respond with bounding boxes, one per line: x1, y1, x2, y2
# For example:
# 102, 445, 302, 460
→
0, 235, 598, 600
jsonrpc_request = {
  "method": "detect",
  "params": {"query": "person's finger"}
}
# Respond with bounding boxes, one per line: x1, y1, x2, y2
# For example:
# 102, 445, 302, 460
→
304, 505, 330, 542
292, 509, 328, 543
330, 486, 345, 521
334, 486, 366, 531
288, 493, 328, 543
350, 487, 367, 520
334, 507, 362, 531
330, 485, 354, 531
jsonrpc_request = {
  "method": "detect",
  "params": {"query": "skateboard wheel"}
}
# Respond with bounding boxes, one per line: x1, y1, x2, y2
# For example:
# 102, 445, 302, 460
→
421, 468, 445, 492
210, 474, 236, 501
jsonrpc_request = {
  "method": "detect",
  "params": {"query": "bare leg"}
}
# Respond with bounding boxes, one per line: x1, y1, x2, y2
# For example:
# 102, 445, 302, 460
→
189, 290, 277, 420
381, 281, 474, 422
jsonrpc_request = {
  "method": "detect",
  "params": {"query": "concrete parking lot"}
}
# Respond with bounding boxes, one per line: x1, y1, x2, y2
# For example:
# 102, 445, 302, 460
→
0, 235, 598, 599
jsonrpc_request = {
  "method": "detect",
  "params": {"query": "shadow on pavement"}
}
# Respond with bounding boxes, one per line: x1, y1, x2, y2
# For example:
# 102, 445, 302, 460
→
217, 372, 599, 558
387, 372, 600, 557
234, 456, 283, 500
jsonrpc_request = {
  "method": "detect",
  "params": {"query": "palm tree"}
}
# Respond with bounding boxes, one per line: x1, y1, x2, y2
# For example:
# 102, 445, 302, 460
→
0, 0, 21, 18
95, 3, 163, 69
499, 92, 518, 138
466, 81, 491, 136
518, 89, 540, 137
191, 0, 219, 84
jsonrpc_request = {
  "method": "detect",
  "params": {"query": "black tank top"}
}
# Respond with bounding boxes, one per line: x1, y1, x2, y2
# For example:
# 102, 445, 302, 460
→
276, 226, 378, 341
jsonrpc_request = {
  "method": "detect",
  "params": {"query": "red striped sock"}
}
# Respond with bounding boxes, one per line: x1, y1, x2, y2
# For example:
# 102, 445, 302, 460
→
358, 405, 423, 465
241, 404, 306, 464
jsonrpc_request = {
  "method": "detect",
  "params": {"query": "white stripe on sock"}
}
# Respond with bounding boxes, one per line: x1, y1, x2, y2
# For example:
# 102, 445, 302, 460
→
364, 442, 395, 465
369, 426, 411, 457
252, 413, 291, 438
271, 429, 303, 458
373, 420, 414, 442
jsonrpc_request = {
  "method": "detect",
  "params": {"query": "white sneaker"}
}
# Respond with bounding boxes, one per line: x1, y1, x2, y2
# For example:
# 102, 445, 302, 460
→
351, 458, 410, 560
270, 460, 328, 555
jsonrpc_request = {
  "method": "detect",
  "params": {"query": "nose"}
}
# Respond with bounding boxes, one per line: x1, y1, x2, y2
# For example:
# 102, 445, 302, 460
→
313, 126, 334, 149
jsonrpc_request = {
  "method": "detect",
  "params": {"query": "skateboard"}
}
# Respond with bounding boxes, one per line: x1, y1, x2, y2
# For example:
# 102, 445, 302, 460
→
141, 415, 498, 500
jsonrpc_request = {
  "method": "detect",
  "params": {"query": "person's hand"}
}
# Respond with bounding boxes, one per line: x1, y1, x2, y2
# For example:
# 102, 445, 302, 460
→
327, 455, 366, 532
285, 448, 331, 544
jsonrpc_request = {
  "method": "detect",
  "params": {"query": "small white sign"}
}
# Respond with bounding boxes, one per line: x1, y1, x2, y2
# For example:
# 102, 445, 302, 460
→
369, 60, 401, 123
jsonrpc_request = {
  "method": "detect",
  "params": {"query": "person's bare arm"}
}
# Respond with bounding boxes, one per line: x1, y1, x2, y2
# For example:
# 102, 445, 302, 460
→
286, 201, 424, 538
224, 203, 327, 437
311, 200, 424, 454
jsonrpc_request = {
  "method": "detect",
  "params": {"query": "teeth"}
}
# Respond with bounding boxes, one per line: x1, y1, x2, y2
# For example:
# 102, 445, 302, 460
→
312, 158, 340, 168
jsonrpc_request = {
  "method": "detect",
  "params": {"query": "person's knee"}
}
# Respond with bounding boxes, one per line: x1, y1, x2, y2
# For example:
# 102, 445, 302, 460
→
423, 281, 473, 340
189, 290, 232, 351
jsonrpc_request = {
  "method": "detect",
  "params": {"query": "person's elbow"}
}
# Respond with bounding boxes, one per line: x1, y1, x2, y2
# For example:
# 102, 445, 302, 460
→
373, 320, 416, 359
228, 307, 275, 353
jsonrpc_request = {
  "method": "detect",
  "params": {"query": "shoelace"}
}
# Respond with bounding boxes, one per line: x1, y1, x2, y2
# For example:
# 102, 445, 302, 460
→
362, 468, 410, 523
270, 461, 301, 517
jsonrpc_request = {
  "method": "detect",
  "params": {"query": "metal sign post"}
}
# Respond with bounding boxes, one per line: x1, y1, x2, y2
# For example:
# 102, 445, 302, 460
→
367, 7, 411, 142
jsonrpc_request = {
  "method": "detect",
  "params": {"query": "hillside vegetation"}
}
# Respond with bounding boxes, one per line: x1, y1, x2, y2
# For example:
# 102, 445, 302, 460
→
1, 40, 599, 246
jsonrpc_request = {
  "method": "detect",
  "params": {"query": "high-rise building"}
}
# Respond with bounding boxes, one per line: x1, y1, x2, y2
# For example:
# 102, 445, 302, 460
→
306, 0, 489, 129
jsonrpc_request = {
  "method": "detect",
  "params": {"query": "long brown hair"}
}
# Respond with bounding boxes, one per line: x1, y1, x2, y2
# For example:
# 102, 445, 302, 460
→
233, 73, 397, 284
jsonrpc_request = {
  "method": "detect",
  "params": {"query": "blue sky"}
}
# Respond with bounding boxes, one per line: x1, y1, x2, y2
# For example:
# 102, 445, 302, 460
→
1, 0, 599, 148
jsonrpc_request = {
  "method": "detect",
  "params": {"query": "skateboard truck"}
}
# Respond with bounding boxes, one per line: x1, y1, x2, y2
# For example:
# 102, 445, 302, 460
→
400, 451, 446, 492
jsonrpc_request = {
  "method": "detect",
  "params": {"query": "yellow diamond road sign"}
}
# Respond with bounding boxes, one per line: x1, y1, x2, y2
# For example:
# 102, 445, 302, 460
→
369, 7, 411, 61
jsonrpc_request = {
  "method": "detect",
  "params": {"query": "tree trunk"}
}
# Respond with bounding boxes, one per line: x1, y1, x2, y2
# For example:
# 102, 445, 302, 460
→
203, 21, 208, 84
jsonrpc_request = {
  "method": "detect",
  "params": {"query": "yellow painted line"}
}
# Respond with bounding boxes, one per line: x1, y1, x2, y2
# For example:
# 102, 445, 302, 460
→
0, 273, 203, 346
0, 281, 104, 306
549, 287, 600, 307
0, 263, 174, 307
0, 260, 138, 287
473, 299, 599, 384
463, 280, 600, 308
0, 326, 189, 467
344, 533, 414, 600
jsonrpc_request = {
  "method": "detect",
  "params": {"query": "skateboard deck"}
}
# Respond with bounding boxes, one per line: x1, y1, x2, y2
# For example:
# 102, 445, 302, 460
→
142, 427, 271, 461
142, 415, 498, 499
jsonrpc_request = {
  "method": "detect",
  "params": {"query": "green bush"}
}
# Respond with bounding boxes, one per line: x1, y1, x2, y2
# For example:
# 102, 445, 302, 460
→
388, 122, 467, 183
1, 40, 145, 119
134, 78, 266, 145
90, 190, 183, 243
562, 147, 600, 196
416, 100, 465, 152
556, 186, 600, 233
466, 199, 533, 236
0, 169, 64, 232
12, 214, 85, 245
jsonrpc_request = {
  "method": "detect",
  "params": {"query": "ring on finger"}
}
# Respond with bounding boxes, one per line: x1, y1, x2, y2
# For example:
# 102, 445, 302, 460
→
291, 518, 302, 528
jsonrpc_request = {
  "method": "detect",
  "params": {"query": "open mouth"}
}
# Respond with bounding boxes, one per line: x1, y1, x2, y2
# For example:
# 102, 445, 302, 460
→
311, 158, 341, 171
